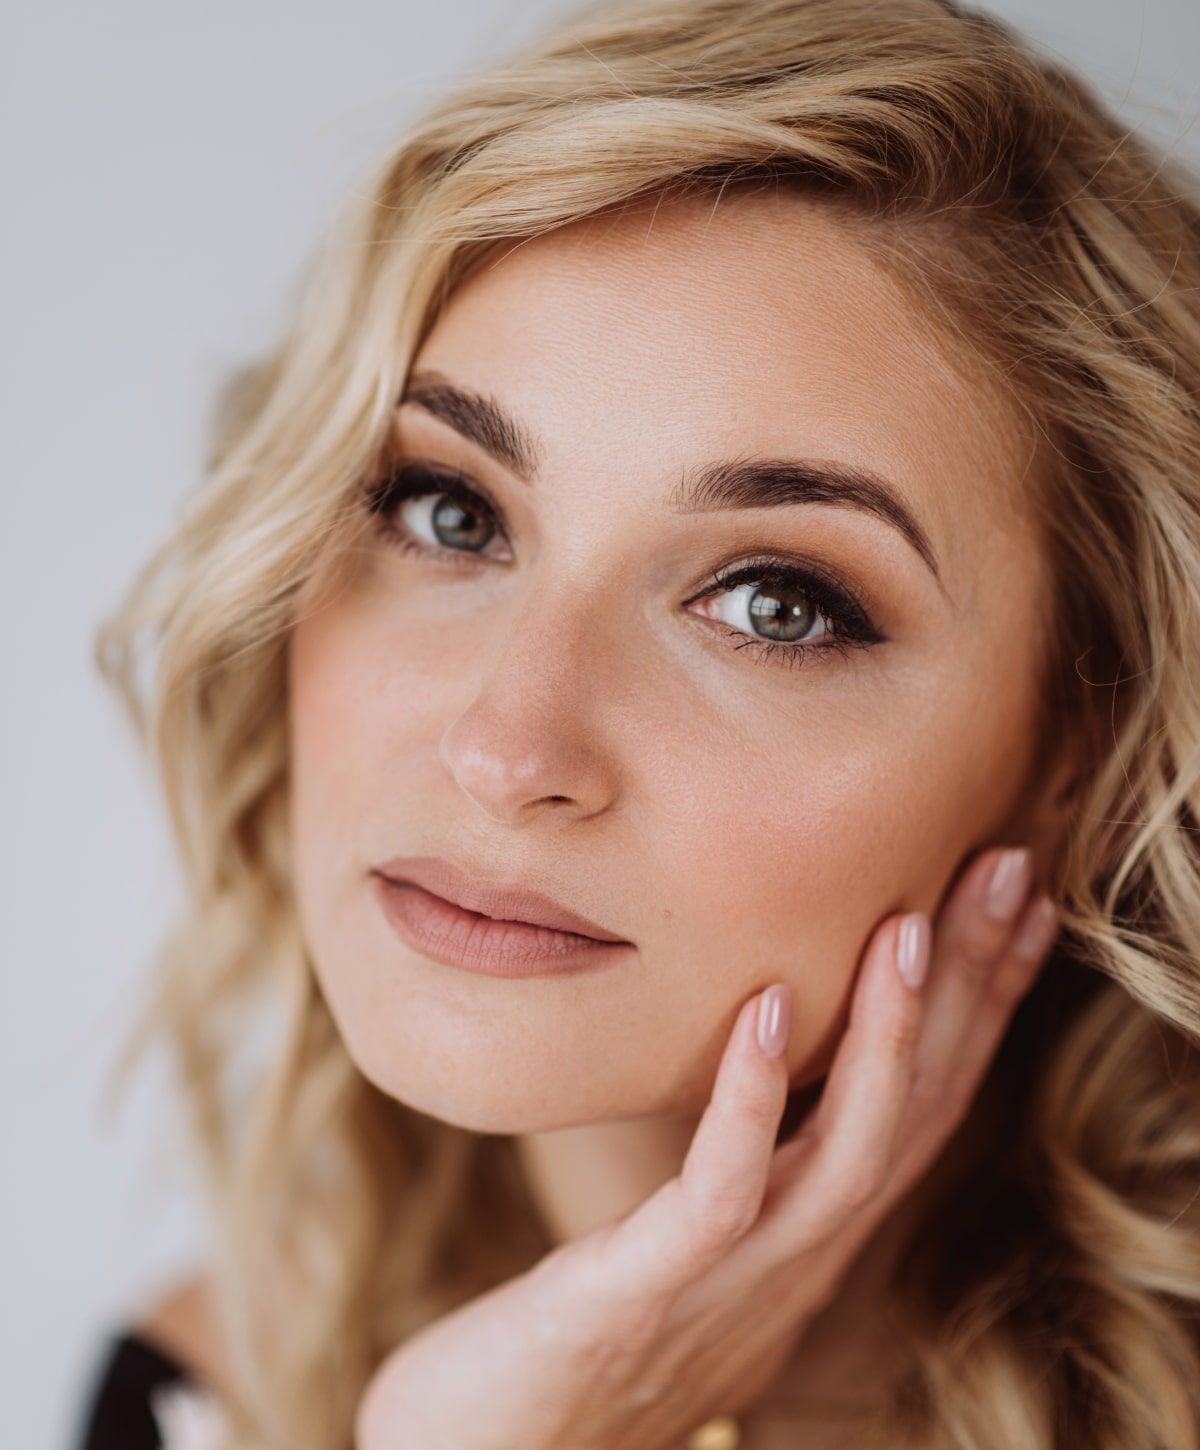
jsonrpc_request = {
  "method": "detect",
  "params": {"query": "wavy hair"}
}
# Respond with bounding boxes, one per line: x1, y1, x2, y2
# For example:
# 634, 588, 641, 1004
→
94, 0, 1200, 1445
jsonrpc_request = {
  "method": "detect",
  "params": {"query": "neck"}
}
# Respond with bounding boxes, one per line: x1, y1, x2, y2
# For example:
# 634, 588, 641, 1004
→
513, 1075, 829, 1242
512, 1072, 998, 1421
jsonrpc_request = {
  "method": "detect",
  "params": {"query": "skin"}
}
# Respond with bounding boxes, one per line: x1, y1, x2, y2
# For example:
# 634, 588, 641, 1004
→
355, 881, 1062, 1450
285, 187, 1080, 1439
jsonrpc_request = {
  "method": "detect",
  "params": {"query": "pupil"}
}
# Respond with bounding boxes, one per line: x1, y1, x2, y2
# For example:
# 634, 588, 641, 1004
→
432, 496, 494, 551
748, 584, 816, 641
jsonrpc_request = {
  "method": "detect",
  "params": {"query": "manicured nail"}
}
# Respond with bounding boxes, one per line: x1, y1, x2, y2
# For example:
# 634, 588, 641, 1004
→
895, 912, 932, 991
1010, 894, 1059, 959
756, 984, 791, 1058
985, 847, 1032, 921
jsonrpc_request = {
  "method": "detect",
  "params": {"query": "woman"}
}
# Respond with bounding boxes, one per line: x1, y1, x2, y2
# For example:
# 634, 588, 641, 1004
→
74, 0, 1200, 1446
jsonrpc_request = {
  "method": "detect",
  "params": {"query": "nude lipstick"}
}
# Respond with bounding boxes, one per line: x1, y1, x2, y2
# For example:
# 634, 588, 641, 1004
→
370, 856, 633, 978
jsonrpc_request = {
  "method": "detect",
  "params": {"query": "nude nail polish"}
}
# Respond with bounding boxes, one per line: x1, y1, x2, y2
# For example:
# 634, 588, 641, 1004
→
985, 847, 1032, 921
756, 984, 790, 1058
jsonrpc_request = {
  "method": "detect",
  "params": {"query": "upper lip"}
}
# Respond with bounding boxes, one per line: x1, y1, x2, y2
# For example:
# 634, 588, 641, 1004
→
372, 855, 629, 943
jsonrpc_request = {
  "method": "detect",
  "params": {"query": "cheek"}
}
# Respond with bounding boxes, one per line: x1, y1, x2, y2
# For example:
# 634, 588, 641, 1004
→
654, 684, 1040, 1079
287, 617, 360, 867
286, 573, 433, 875
285, 596, 396, 971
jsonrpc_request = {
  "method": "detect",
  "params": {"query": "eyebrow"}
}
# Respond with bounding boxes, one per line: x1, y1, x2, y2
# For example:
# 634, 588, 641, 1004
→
400, 370, 544, 479
397, 369, 943, 586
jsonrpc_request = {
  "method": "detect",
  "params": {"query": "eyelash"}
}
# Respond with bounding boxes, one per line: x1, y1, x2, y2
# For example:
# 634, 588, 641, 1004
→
360, 464, 884, 670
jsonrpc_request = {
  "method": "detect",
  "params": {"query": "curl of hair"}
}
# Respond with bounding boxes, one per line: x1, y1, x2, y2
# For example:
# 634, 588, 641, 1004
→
94, 0, 1200, 1445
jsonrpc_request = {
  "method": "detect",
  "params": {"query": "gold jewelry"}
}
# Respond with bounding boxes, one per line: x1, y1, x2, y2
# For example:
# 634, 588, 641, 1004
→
685, 1416, 740, 1449
685, 1389, 886, 1447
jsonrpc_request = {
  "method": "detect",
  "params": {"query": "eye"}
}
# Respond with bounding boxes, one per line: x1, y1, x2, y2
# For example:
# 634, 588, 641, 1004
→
686, 558, 884, 670
359, 466, 883, 671
362, 464, 509, 563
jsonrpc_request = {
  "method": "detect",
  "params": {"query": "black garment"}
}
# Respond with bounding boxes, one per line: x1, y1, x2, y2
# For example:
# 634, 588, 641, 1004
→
73, 1330, 194, 1450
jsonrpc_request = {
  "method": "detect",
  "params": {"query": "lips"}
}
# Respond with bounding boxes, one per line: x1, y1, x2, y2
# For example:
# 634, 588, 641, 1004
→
372, 855, 629, 943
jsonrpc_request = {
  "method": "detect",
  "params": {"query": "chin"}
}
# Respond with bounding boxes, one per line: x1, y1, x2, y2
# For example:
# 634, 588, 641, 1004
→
343, 1045, 588, 1135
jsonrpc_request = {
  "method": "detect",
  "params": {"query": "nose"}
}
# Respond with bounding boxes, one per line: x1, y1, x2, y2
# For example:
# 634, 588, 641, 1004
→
437, 583, 621, 825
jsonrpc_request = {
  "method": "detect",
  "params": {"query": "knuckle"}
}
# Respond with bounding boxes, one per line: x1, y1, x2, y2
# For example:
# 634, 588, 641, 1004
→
881, 1002, 922, 1058
698, 1185, 759, 1242
953, 918, 1010, 977
723, 1065, 783, 1126
604, 1293, 672, 1361
978, 947, 1036, 1008
831, 1157, 887, 1214
739, 1085, 784, 1133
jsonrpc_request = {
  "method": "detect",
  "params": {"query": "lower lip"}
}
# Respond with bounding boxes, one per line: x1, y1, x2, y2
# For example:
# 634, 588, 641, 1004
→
371, 875, 633, 978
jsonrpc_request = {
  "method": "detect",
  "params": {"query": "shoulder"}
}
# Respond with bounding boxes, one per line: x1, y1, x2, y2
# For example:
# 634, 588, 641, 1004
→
74, 1274, 228, 1450
133, 1271, 231, 1400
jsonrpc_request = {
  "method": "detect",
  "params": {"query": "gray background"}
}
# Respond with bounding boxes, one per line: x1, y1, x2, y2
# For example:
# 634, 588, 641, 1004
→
4, 2, 1197, 1446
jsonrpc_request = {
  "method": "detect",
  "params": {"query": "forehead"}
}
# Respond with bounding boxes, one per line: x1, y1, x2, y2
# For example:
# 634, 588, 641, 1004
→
412, 188, 1042, 587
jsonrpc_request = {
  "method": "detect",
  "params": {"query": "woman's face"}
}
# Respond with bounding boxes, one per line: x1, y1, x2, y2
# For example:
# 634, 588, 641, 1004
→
287, 188, 1067, 1133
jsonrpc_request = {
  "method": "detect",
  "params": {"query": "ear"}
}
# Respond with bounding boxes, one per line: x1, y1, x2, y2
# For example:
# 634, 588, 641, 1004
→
1022, 727, 1089, 881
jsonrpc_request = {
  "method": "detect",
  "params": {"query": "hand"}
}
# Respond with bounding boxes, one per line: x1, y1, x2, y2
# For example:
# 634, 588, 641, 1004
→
354, 845, 1059, 1450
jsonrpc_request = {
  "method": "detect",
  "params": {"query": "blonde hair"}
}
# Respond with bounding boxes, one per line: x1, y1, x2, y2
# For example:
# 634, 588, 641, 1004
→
94, 0, 1200, 1445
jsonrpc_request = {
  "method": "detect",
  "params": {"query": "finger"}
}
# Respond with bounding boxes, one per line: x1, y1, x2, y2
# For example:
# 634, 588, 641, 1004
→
755, 910, 932, 1254
600, 982, 793, 1296
842, 884, 1058, 1231
911, 846, 1037, 1086
935, 888, 1059, 1118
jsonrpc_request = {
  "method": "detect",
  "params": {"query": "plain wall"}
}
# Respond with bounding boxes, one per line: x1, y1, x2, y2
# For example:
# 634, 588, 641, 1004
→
4, 2, 1197, 1446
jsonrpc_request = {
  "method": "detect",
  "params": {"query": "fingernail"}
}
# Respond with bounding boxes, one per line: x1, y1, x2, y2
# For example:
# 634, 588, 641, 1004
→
895, 912, 932, 991
1011, 894, 1059, 959
756, 984, 791, 1059
985, 847, 1032, 921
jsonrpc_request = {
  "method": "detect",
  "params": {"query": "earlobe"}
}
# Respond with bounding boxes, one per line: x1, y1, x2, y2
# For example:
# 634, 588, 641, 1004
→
1022, 733, 1089, 880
